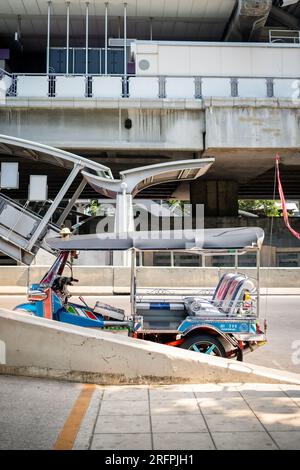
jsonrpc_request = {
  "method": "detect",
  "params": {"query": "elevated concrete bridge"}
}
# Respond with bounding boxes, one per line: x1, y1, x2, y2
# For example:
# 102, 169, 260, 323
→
1, 93, 300, 214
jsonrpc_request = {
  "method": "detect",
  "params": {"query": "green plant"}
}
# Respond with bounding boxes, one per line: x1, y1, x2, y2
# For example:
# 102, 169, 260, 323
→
239, 200, 280, 217
88, 200, 100, 216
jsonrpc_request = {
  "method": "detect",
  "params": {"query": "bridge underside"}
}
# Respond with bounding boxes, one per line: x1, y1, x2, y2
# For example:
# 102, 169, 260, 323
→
1, 98, 300, 207
0, 149, 299, 202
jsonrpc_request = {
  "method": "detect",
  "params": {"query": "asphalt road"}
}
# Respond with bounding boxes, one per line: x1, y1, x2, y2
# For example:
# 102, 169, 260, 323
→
1, 294, 300, 374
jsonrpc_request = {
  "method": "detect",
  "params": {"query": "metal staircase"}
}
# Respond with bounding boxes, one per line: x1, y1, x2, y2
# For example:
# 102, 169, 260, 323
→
0, 193, 59, 265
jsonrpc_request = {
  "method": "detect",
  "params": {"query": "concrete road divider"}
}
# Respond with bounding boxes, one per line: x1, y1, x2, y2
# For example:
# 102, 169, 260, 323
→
1, 308, 300, 385
1, 266, 300, 295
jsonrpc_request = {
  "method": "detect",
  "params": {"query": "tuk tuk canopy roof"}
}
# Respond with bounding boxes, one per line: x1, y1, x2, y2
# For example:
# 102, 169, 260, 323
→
47, 227, 264, 252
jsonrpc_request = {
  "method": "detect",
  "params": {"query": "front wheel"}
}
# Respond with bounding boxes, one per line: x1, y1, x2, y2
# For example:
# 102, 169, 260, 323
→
180, 334, 226, 358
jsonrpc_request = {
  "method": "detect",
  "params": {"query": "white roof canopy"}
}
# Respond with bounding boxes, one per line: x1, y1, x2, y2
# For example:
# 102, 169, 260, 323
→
82, 158, 215, 197
0, 134, 113, 178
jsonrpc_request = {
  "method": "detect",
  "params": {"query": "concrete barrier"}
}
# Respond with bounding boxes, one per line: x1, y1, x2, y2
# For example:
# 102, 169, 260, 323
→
0, 266, 300, 294
1, 308, 300, 385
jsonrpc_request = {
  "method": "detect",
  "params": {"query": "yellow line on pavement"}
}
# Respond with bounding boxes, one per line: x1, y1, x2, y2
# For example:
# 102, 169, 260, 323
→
53, 384, 96, 451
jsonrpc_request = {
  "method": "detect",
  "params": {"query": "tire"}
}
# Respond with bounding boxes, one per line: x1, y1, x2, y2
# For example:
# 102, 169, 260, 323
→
180, 333, 226, 358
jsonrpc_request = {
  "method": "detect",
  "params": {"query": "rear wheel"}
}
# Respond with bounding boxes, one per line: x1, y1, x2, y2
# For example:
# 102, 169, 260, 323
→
180, 334, 226, 358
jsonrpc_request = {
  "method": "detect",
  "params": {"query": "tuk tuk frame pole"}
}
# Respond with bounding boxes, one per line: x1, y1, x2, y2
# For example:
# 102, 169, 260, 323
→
130, 248, 137, 321
256, 247, 261, 317
234, 251, 238, 273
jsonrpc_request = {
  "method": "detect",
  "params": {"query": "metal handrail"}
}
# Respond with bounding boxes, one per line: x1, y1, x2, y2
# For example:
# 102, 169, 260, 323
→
1, 69, 300, 80
1, 69, 300, 100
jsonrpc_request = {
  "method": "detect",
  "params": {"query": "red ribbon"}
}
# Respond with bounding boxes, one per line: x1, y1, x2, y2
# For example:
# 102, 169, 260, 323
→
276, 154, 300, 240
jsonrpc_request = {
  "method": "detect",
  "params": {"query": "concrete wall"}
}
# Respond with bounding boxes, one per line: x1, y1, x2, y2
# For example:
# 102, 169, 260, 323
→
134, 42, 300, 77
1, 308, 300, 384
1, 265, 300, 291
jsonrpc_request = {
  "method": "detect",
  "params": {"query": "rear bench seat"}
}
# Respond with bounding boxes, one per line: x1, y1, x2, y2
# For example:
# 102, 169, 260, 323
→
136, 273, 256, 327
184, 273, 255, 317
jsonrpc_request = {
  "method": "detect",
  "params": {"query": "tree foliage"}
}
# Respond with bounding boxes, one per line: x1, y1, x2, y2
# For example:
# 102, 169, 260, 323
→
239, 200, 280, 217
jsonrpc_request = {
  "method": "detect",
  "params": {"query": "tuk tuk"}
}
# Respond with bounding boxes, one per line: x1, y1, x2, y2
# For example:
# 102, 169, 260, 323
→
14, 227, 267, 361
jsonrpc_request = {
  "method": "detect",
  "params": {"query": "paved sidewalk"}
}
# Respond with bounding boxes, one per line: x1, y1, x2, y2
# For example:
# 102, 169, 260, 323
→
1, 375, 300, 450
74, 383, 300, 450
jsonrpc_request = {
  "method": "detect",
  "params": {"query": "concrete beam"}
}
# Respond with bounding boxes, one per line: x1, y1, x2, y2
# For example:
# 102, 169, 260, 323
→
1, 309, 300, 385
0, 107, 205, 152
225, 0, 273, 41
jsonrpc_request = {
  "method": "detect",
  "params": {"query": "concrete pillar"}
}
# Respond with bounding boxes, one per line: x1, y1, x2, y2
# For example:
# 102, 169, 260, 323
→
261, 245, 276, 267
190, 180, 238, 217
143, 252, 154, 266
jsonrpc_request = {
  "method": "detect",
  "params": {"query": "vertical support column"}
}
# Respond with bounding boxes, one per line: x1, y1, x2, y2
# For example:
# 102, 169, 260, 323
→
57, 178, 87, 227
256, 248, 260, 317
66, 1, 70, 75
190, 180, 239, 217
105, 2, 108, 75
150, 17, 153, 40
85, 1, 89, 76
234, 252, 238, 273
46, 1, 52, 74
130, 248, 137, 320
123, 2, 127, 78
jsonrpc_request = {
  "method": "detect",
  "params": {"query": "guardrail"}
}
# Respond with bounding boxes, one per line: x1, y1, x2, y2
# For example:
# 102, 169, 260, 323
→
1, 69, 300, 100
269, 29, 300, 44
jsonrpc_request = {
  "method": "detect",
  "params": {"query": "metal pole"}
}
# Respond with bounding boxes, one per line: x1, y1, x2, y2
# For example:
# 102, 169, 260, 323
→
130, 248, 137, 320
150, 17, 153, 41
27, 164, 83, 251
234, 251, 238, 273
105, 2, 108, 75
123, 3, 127, 78
46, 1, 51, 74
85, 2, 89, 75
257, 248, 260, 317
57, 178, 87, 226
66, 1, 70, 74
118, 16, 121, 38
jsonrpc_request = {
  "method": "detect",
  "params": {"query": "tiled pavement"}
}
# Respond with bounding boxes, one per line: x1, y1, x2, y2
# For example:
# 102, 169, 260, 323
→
1, 375, 300, 450
74, 383, 300, 451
